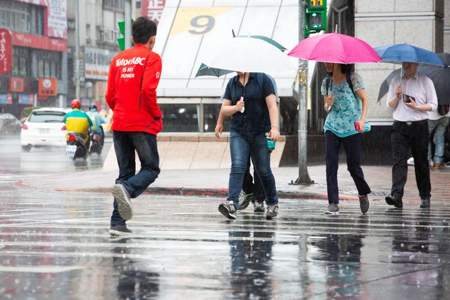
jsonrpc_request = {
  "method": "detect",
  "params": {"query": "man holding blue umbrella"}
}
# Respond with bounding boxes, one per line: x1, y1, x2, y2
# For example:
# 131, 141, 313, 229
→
385, 60, 438, 209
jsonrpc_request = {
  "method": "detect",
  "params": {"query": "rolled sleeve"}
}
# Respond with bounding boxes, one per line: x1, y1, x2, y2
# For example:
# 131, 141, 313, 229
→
223, 79, 232, 101
261, 74, 276, 98
386, 78, 398, 108
424, 76, 438, 111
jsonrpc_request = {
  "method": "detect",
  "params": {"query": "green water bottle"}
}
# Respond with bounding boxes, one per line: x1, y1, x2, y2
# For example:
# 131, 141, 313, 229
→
266, 134, 276, 151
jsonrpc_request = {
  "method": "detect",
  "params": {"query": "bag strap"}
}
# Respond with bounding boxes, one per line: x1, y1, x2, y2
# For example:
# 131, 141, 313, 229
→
346, 72, 358, 100
325, 76, 331, 96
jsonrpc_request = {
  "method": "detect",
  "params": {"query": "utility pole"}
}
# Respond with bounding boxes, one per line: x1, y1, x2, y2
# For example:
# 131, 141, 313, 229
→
124, 0, 132, 49
74, 0, 80, 100
292, 0, 314, 185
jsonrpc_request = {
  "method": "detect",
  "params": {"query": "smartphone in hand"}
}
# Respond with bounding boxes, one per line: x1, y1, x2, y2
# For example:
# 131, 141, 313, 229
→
403, 94, 415, 103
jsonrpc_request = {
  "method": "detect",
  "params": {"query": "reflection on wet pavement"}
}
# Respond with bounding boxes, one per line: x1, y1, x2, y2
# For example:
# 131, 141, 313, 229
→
0, 136, 111, 175
0, 189, 450, 299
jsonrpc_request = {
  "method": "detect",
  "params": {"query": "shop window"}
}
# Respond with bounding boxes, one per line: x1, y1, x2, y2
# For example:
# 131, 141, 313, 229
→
0, 0, 44, 35
160, 104, 199, 132
203, 103, 229, 133
12, 47, 31, 77
35, 50, 62, 79
103, 0, 125, 11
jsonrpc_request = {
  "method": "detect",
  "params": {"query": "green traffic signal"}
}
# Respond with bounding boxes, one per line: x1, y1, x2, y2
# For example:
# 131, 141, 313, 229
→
117, 20, 126, 51
304, 0, 327, 37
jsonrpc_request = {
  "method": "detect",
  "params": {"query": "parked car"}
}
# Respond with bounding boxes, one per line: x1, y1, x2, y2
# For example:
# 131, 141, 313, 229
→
21, 108, 69, 151
0, 113, 21, 136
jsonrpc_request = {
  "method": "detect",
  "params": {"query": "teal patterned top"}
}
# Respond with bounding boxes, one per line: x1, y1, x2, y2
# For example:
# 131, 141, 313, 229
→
321, 74, 364, 138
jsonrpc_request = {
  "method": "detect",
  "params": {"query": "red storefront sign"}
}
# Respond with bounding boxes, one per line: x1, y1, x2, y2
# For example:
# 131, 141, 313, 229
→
15, 0, 49, 5
9, 77, 25, 93
141, 0, 166, 24
12, 32, 67, 52
0, 29, 12, 74
38, 78, 58, 98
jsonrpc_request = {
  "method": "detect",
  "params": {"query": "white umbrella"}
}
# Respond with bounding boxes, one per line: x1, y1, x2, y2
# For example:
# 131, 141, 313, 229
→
202, 37, 297, 75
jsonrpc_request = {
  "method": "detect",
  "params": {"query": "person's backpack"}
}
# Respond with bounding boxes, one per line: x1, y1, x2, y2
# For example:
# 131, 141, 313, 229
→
438, 104, 450, 116
325, 72, 358, 100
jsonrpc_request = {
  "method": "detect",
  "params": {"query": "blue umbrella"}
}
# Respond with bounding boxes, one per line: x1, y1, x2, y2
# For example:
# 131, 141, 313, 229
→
375, 43, 444, 66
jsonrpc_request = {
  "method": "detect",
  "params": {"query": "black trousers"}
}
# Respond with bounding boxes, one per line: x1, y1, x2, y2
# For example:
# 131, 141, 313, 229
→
326, 132, 371, 204
391, 120, 431, 200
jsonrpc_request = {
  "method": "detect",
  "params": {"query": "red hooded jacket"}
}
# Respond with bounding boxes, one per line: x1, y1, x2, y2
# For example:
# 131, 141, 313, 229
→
106, 44, 162, 135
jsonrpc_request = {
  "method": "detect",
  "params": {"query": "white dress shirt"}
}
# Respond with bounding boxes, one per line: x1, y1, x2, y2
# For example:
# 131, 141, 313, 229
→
387, 73, 438, 122
428, 107, 450, 120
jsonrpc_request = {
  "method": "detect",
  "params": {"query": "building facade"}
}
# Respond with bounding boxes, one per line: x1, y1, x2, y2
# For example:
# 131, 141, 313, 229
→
0, 0, 68, 118
66, 0, 125, 110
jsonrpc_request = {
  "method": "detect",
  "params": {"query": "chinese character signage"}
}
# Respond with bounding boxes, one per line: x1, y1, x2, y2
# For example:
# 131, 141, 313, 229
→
18, 94, 34, 105
0, 94, 13, 105
141, 0, 166, 24
38, 78, 58, 98
85, 48, 114, 80
0, 29, 12, 75
9, 77, 25, 93
47, 0, 67, 39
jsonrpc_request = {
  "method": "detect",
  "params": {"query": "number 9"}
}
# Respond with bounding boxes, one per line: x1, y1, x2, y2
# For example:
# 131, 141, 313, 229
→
189, 15, 215, 35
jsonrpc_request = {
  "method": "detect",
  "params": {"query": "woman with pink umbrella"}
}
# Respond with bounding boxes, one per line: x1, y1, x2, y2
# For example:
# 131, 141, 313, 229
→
289, 33, 381, 215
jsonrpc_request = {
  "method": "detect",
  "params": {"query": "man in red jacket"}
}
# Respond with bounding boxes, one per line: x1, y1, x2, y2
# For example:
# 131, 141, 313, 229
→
106, 17, 162, 235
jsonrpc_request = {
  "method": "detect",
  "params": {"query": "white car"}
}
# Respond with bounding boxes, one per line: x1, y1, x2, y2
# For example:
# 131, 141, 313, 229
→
21, 107, 69, 151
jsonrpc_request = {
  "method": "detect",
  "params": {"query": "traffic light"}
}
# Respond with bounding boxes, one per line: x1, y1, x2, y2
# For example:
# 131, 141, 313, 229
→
117, 20, 126, 51
304, 0, 327, 37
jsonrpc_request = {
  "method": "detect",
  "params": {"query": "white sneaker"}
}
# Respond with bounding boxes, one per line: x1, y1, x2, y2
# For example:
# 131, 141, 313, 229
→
407, 157, 414, 166
112, 184, 133, 221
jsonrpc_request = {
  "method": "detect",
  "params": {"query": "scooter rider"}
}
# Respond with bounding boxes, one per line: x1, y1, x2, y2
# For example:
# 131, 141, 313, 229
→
64, 99, 93, 147
87, 105, 106, 148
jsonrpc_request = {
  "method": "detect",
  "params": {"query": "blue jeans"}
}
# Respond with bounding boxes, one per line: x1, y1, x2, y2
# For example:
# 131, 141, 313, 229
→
428, 117, 449, 164
110, 131, 160, 226
228, 130, 278, 207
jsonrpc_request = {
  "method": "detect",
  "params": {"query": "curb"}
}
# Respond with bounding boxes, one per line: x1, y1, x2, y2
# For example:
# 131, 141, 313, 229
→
56, 186, 360, 201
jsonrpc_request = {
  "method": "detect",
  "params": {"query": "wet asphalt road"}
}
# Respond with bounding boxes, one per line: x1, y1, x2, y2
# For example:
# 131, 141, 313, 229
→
0, 135, 112, 176
1, 136, 450, 299
1, 187, 450, 299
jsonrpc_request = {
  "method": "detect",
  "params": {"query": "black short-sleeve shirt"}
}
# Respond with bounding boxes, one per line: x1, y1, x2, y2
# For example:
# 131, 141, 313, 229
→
223, 73, 275, 135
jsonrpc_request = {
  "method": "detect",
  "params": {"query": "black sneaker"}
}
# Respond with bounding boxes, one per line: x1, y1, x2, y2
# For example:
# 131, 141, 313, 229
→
266, 204, 279, 220
385, 194, 402, 208
420, 198, 430, 209
218, 201, 237, 220
359, 194, 369, 215
238, 192, 254, 210
254, 200, 265, 213
110, 225, 132, 236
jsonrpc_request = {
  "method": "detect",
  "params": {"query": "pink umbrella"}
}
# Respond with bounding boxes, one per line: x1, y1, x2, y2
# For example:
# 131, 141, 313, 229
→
288, 33, 381, 63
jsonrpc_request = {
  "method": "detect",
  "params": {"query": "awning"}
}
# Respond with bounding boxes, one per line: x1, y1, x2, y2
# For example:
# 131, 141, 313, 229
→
155, 0, 299, 98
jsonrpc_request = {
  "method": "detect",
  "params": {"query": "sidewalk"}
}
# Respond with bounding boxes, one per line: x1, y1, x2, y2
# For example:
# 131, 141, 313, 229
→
20, 164, 450, 205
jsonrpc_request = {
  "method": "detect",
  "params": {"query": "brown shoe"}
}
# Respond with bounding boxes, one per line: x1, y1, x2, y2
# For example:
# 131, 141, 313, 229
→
432, 163, 445, 170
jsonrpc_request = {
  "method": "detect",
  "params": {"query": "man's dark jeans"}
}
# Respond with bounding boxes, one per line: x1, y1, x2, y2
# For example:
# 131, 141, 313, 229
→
326, 131, 371, 204
111, 131, 160, 226
391, 120, 431, 200
228, 130, 278, 208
